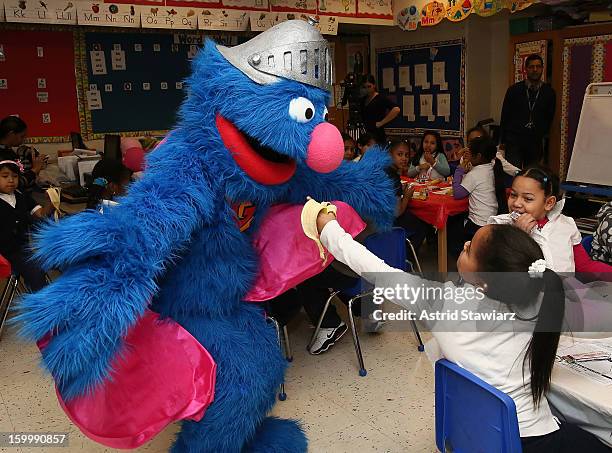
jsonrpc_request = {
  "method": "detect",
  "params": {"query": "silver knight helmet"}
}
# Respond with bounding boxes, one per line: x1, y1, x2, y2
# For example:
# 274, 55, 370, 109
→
217, 20, 333, 92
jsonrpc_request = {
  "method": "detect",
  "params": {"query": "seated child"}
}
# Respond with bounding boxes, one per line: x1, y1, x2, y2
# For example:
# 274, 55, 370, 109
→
488, 167, 581, 273
387, 140, 428, 253
86, 159, 133, 210
342, 133, 357, 161
0, 151, 52, 291
353, 133, 377, 162
452, 137, 508, 246
313, 206, 612, 453
573, 202, 612, 280
407, 130, 450, 181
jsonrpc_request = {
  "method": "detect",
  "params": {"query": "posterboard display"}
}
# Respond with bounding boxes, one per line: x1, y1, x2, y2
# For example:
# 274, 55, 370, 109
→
0, 29, 80, 142
377, 39, 464, 137
80, 31, 241, 136
566, 83, 612, 187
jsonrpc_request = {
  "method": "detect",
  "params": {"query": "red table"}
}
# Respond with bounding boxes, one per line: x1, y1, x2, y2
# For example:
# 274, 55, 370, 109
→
402, 178, 468, 272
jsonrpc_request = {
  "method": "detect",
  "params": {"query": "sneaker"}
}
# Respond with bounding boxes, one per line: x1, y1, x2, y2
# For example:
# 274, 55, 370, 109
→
308, 322, 348, 355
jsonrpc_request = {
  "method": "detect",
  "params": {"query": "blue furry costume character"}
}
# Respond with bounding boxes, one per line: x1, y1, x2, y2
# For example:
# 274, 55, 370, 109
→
17, 21, 395, 452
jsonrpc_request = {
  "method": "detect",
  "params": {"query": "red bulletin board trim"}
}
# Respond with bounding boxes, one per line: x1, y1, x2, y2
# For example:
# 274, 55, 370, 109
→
0, 27, 80, 141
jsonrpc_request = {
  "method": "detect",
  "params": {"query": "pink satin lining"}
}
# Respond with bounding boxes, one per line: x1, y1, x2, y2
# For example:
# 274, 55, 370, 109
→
244, 201, 366, 302
38, 310, 216, 449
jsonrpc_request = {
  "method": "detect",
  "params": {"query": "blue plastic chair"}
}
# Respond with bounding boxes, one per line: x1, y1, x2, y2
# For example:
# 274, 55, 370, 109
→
308, 227, 425, 377
582, 235, 594, 254
435, 359, 522, 453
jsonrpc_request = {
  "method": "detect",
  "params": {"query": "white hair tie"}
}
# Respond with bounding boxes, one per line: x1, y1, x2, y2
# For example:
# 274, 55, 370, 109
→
528, 259, 547, 278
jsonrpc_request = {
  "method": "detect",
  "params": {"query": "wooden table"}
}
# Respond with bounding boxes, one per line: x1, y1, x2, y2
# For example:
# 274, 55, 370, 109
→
401, 178, 468, 273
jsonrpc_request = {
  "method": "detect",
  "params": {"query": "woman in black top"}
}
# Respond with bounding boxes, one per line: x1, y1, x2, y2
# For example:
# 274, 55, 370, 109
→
360, 75, 400, 144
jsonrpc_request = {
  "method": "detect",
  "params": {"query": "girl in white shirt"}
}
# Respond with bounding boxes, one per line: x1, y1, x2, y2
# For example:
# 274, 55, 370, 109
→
450, 137, 508, 255
312, 208, 611, 453
488, 167, 581, 273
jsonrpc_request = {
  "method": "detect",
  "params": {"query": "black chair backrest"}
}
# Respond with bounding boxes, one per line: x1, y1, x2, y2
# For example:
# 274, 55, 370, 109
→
104, 135, 122, 161
70, 132, 86, 150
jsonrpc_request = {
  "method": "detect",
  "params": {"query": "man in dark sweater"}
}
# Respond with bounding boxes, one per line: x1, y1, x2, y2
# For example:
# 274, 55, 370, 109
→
499, 54, 556, 169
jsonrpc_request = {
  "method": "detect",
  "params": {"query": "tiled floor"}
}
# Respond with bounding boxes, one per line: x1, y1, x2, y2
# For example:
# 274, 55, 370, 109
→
0, 308, 438, 453
0, 241, 443, 453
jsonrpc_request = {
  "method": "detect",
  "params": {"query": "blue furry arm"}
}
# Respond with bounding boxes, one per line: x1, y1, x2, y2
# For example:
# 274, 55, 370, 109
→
15, 144, 220, 399
285, 147, 396, 230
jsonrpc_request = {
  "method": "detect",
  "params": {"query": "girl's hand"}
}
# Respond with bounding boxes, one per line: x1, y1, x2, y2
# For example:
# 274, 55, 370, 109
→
32, 154, 45, 174
316, 210, 337, 234
402, 184, 415, 199
424, 152, 435, 165
514, 213, 537, 233
419, 162, 432, 171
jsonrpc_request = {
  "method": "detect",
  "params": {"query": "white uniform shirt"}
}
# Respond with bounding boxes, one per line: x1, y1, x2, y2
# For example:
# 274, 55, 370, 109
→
460, 162, 498, 226
488, 199, 581, 273
320, 220, 560, 438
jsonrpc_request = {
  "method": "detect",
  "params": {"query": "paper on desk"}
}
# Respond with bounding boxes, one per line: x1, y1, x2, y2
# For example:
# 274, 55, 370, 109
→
556, 340, 612, 386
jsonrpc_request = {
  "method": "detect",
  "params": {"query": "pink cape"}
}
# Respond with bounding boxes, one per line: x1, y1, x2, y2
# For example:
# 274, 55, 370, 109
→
244, 201, 366, 302
38, 310, 216, 450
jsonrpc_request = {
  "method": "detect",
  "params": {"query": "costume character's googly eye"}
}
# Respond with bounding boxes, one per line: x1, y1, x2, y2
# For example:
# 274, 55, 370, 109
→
289, 97, 316, 123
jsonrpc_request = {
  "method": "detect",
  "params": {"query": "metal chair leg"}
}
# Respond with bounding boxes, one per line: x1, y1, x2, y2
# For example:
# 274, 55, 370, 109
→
410, 320, 425, 352
0, 276, 19, 340
406, 238, 422, 274
282, 325, 293, 362
267, 316, 287, 401
307, 290, 340, 351
347, 296, 367, 377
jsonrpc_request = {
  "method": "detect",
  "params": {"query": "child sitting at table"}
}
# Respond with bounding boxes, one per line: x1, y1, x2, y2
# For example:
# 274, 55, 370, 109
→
86, 159, 133, 210
387, 140, 428, 253
342, 133, 357, 161
488, 166, 581, 273
353, 133, 377, 162
407, 130, 450, 181
0, 151, 52, 291
449, 137, 507, 255
311, 203, 612, 453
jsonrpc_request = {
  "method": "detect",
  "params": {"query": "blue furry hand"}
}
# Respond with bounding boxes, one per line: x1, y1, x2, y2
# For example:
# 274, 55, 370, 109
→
15, 264, 156, 400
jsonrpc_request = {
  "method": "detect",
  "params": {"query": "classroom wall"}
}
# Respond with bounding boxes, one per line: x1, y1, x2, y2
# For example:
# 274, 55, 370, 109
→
369, 12, 512, 135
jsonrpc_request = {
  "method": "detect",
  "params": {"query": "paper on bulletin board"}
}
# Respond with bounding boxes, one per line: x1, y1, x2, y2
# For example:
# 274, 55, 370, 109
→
315, 15, 338, 35
402, 95, 415, 121
270, 0, 316, 11
111, 50, 126, 70
432, 61, 447, 90
77, 2, 141, 27
198, 9, 249, 31
141, 6, 198, 30
398, 66, 411, 90
222, 0, 269, 9
420, 94, 433, 119
5, 0, 77, 24
357, 0, 391, 17
86, 89, 102, 110
317, 0, 356, 15
249, 11, 280, 31
382, 67, 395, 93
437, 93, 450, 121
90, 50, 107, 75
414, 63, 429, 89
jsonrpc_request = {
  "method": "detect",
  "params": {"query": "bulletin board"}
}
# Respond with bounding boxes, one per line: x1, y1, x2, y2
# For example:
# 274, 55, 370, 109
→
79, 30, 203, 137
376, 39, 464, 137
0, 29, 80, 143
